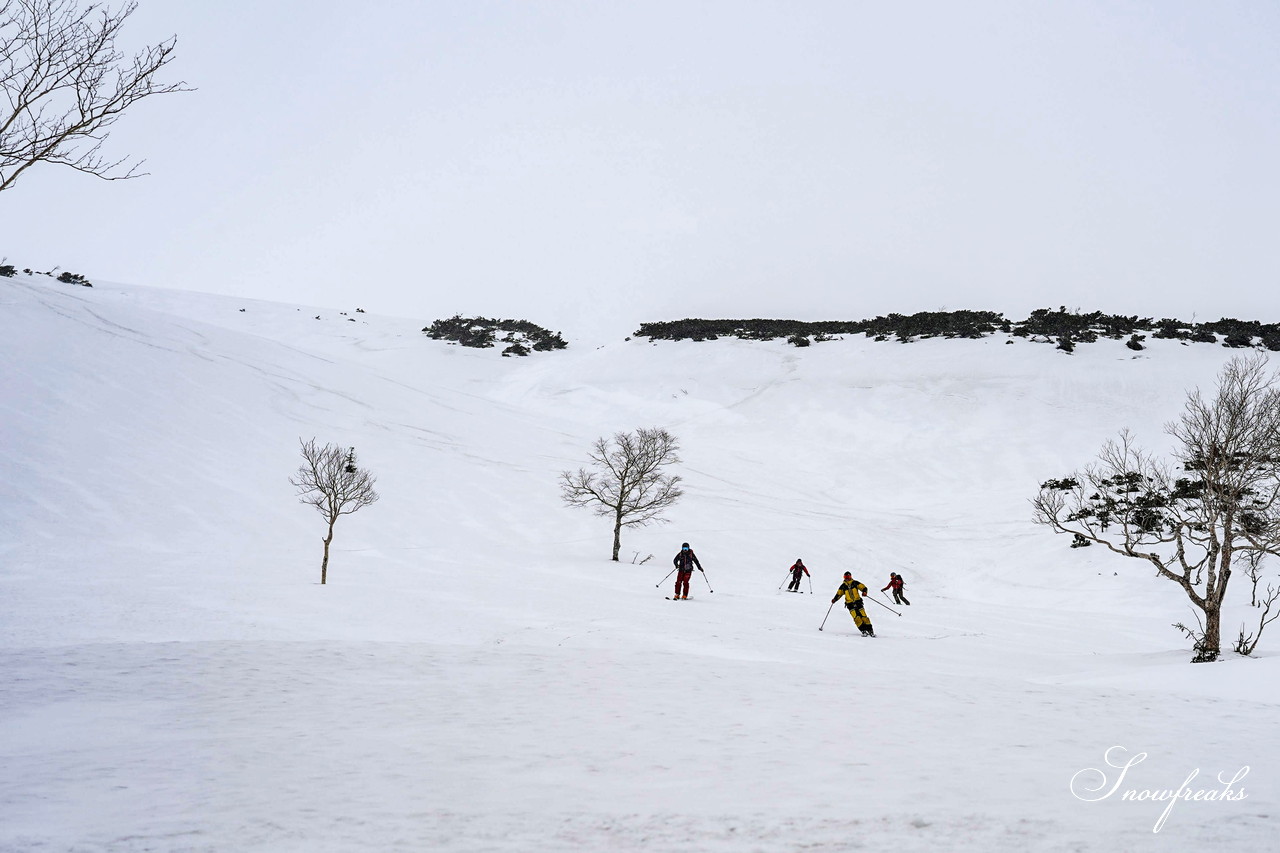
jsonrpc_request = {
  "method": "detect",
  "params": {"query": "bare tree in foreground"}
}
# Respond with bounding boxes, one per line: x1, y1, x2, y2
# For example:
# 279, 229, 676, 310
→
561, 427, 683, 561
1034, 355, 1280, 661
290, 438, 379, 584
0, 0, 190, 193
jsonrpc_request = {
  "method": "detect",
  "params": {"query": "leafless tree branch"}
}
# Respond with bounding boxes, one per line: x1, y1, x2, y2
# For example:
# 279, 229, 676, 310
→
1233, 550, 1280, 655
0, 0, 191, 193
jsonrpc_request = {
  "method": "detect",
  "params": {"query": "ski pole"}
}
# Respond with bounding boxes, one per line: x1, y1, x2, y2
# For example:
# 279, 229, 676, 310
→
777, 570, 791, 591
655, 567, 677, 588
807, 575, 813, 594
819, 599, 835, 631
866, 594, 901, 617
699, 568, 713, 593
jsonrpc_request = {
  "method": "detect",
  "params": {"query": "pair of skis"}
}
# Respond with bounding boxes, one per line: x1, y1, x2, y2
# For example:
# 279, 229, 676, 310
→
777, 569, 813, 594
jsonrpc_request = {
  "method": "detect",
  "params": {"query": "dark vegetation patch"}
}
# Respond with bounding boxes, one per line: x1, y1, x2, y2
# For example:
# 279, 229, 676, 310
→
423, 315, 568, 356
0, 261, 93, 286
635, 308, 1280, 352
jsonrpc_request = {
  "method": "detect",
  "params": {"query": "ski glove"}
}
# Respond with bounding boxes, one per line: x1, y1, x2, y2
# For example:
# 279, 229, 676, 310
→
831, 596, 839, 604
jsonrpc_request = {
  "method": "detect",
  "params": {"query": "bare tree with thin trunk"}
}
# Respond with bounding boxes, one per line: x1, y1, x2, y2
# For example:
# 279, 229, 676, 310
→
1033, 354, 1280, 662
290, 438, 379, 584
560, 427, 683, 561
1233, 549, 1280, 655
0, 0, 190, 193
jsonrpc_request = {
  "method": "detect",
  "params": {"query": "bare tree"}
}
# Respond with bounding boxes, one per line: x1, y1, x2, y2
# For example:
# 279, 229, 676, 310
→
1233, 550, 1280, 655
290, 438, 379, 584
560, 427, 683, 561
0, 0, 190, 193
1033, 354, 1280, 661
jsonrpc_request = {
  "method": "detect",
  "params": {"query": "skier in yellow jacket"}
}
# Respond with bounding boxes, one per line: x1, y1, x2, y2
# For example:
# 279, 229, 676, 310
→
831, 572, 875, 637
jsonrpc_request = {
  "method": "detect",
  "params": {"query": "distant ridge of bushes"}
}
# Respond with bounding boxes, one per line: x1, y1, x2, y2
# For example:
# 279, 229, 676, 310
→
0, 261, 93, 286
423, 315, 568, 356
635, 308, 1280, 352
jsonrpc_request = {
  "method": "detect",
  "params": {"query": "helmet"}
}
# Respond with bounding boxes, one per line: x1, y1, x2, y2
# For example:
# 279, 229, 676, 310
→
843, 571, 852, 579
796, 558, 803, 562
681, 542, 690, 549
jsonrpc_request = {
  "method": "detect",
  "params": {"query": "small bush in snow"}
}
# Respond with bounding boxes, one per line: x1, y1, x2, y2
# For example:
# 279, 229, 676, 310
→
56, 271, 92, 287
423, 315, 567, 353
1224, 332, 1254, 348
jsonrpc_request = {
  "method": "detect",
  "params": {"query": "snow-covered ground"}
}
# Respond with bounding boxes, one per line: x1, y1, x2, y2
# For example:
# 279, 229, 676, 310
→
1, 274, 1275, 852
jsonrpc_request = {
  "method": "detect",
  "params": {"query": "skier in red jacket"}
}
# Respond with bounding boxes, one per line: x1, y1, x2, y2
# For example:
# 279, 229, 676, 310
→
881, 572, 910, 606
787, 558, 809, 591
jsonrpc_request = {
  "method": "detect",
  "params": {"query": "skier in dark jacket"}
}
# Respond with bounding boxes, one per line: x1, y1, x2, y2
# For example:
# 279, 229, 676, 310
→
672, 542, 702, 600
881, 572, 910, 606
832, 572, 875, 636
787, 558, 809, 591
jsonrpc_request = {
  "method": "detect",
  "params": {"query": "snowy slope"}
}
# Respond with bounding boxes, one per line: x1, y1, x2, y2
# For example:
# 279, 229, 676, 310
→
1, 274, 1276, 852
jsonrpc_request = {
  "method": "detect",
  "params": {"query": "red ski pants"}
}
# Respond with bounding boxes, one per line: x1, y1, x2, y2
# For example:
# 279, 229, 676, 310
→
674, 570, 693, 598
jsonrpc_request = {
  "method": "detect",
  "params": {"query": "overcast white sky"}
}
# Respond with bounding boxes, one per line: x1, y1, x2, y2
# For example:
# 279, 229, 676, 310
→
4, 1, 1279, 336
